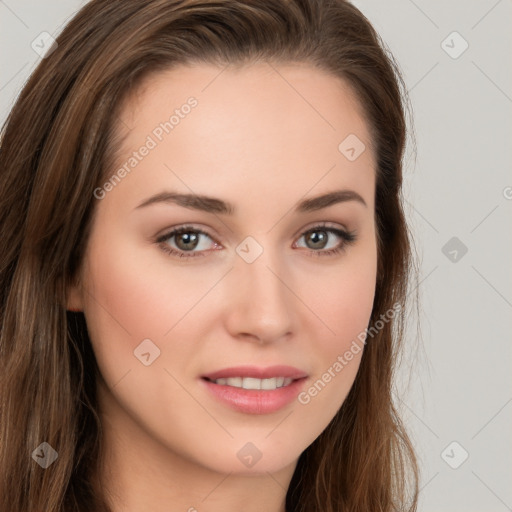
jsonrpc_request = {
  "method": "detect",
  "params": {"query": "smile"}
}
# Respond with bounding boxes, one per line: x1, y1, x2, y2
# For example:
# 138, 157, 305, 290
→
204, 376, 294, 390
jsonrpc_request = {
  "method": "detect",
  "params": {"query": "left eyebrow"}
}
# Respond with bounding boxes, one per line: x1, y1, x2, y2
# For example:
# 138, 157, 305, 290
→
134, 188, 367, 214
296, 189, 367, 212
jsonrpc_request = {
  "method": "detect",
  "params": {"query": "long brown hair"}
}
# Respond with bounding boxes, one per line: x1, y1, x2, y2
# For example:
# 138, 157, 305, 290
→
0, 1, 420, 510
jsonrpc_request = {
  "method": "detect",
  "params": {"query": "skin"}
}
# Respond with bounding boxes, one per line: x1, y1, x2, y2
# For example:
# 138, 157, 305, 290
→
68, 61, 378, 512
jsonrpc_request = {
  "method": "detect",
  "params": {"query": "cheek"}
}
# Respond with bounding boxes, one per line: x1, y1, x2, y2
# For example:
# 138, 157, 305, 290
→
297, 241, 377, 421
80, 231, 222, 389
80, 236, 206, 417
313, 241, 377, 351
82, 233, 203, 342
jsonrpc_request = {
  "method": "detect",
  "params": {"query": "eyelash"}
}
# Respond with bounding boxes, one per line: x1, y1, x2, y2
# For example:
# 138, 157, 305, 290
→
156, 223, 357, 260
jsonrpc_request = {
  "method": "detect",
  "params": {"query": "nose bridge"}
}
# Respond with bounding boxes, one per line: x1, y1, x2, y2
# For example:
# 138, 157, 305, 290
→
225, 240, 294, 342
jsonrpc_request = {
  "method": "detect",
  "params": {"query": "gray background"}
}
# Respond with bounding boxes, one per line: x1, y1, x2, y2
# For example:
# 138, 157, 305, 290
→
1, 1, 511, 510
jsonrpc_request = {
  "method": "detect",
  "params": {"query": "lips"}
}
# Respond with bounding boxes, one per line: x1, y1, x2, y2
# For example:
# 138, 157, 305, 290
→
201, 365, 308, 381
200, 371, 309, 414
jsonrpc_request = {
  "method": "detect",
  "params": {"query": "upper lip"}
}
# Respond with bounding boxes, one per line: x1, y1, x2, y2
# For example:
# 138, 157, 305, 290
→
201, 365, 308, 381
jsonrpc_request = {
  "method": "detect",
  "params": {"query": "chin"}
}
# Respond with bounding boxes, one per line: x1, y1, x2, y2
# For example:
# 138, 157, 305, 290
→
193, 445, 300, 476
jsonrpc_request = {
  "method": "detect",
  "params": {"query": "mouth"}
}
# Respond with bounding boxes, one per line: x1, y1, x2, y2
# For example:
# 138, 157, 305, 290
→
199, 365, 309, 414
201, 365, 308, 388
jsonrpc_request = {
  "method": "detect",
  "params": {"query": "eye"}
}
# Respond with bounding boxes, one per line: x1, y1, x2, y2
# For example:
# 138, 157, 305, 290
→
156, 222, 357, 259
294, 223, 357, 257
156, 225, 218, 259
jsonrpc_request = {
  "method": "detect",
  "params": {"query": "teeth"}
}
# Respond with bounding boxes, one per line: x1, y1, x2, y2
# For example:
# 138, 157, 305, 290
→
211, 377, 294, 390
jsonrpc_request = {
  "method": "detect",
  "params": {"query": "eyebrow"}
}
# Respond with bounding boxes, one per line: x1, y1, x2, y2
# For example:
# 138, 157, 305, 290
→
135, 188, 367, 214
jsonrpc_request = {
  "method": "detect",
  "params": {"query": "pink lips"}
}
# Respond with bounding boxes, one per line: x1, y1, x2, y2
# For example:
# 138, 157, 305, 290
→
200, 365, 308, 415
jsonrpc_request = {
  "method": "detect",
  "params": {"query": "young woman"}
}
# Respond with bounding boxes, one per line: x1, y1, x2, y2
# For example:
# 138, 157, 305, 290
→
0, 1, 419, 510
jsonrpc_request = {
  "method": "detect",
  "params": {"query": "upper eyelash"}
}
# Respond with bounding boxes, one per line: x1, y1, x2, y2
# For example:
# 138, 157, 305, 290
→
156, 223, 357, 259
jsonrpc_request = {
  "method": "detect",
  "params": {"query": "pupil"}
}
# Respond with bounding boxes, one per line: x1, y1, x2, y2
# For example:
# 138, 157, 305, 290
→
308, 231, 327, 249
177, 232, 198, 250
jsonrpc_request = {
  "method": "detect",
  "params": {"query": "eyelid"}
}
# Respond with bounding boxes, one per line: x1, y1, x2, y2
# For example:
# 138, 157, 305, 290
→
292, 220, 350, 238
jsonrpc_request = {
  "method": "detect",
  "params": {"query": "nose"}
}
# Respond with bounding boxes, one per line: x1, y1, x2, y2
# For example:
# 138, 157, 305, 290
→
223, 250, 295, 345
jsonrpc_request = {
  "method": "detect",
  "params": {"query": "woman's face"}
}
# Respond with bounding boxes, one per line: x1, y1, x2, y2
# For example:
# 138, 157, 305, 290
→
69, 62, 377, 477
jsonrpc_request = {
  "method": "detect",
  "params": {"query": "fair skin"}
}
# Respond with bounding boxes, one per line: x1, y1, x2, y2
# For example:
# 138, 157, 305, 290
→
68, 61, 377, 512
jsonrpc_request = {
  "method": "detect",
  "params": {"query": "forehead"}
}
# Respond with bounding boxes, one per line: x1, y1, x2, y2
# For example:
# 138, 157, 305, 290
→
117, 61, 373, 152
123, 61, 370, 129
105, 61, 376, 214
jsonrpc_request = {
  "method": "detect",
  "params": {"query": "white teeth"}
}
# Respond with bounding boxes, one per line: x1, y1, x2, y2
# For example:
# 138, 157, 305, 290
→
244, 377, 262, 389
212, 377, 294, 390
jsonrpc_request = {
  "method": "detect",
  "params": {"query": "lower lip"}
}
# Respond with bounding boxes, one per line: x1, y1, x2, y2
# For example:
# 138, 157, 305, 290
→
200, 377, 308, 414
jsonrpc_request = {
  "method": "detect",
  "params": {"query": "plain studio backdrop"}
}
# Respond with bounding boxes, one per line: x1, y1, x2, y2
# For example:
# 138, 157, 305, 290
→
1, 1, 511, 511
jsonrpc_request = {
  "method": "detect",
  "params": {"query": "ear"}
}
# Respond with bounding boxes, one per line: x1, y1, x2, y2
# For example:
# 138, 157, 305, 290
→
66, 274, 85, 312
